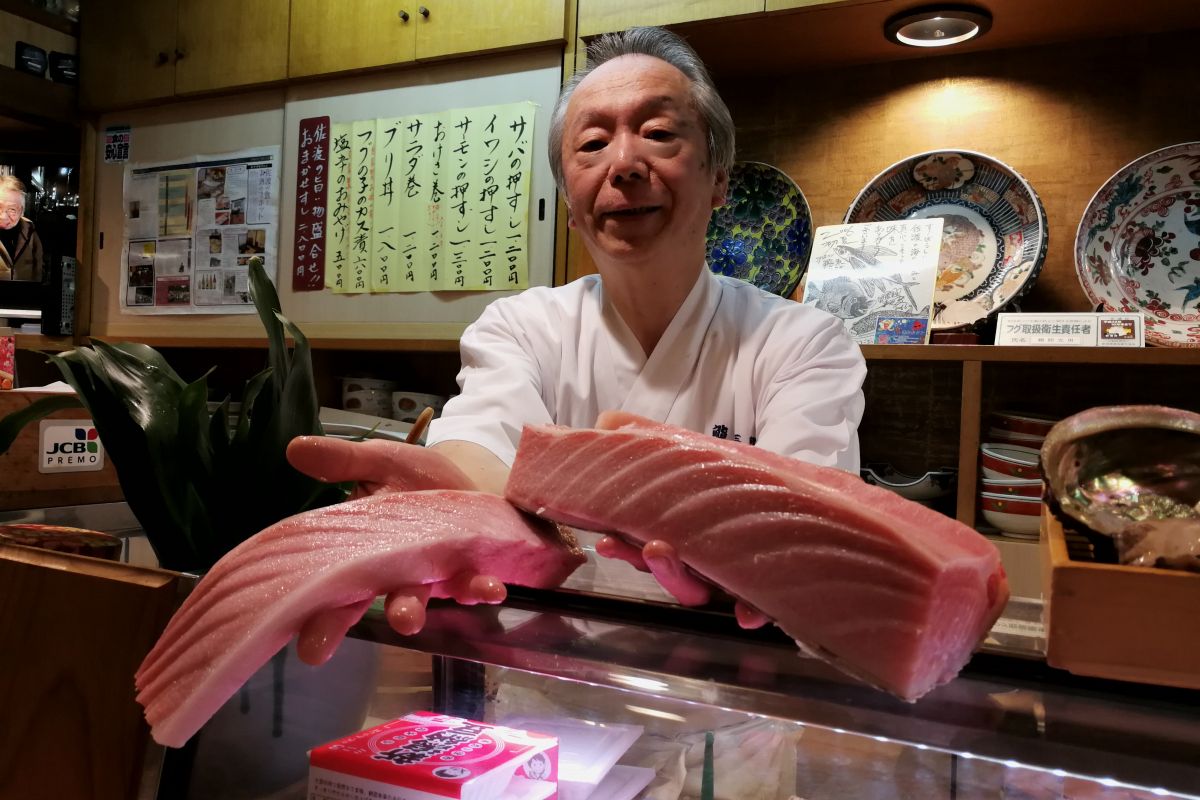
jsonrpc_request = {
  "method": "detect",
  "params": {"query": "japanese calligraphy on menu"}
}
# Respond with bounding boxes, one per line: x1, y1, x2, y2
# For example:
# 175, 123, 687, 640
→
801, 220, 943, 345
293, 117, 329, 291
121, 147, 280, 315
316, 102, 534, 294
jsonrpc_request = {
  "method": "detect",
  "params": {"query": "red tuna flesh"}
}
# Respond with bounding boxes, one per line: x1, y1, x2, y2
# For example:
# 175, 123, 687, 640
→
505, 411, 1009, 701
135, 490, 583, 747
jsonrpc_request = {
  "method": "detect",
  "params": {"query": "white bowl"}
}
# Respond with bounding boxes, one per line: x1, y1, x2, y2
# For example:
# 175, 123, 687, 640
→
979, 443, 1041, 480
860, 466, 957, 501
979, 492, 1041, 536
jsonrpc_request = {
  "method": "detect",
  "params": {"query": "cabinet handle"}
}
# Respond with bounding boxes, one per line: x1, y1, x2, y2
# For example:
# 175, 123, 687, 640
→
419, 5, 429, 17
155, 51, 169, 66
174, 48, 186, 61
398, 9, 409, 21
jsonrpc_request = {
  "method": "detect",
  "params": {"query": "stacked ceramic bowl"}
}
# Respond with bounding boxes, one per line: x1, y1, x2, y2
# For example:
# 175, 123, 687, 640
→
978, 411, 1057, 539
341, 376, 397, 419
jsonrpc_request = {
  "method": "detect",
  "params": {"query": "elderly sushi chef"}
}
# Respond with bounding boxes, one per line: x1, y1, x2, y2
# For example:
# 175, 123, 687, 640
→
288, 26, 865, 663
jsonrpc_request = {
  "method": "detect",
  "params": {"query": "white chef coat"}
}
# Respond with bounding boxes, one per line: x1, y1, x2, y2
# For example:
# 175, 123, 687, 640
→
426, 267, 866, 472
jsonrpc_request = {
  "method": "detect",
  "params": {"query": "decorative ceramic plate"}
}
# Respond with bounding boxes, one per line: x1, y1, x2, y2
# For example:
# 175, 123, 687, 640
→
1075, 142, 1200, 347
706, 161, 812, 297
845, 150, 1048, 331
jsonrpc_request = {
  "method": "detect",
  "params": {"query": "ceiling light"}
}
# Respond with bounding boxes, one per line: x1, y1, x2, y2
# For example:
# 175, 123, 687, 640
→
885, 5, 993, 48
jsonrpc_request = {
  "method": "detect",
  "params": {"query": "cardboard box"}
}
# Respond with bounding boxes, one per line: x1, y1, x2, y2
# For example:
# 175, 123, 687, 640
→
0, 391, 123, 511
1041, 508, 1200, 689
308, 712, 558, 800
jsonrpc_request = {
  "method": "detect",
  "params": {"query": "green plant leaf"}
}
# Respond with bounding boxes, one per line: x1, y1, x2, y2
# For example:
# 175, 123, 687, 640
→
0, 258, 348, 572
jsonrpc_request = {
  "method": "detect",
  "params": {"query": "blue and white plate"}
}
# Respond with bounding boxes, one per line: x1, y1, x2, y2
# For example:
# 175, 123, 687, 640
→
707, 161, 813, 297
845, 150, 1048, 331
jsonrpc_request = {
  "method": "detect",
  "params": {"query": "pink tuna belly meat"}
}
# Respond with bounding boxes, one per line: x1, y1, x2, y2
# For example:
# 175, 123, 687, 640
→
505, 411, 1009, 701
135, 490, 583, 747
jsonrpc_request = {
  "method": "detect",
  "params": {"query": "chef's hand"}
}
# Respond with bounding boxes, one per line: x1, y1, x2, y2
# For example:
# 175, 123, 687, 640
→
287, 435, 506, 665
286, 435, 476, 496
595, 537, 770, 630
296, 573, 507, 666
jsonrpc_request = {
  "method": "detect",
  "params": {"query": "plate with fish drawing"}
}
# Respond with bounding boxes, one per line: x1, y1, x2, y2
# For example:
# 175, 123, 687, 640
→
707, 161, 813, 297
844, 150, 1048, 331
1075, 142, 1200, 347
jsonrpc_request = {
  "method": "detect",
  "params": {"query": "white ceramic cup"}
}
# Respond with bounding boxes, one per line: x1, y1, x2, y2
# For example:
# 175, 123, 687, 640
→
392, 391, 448, 423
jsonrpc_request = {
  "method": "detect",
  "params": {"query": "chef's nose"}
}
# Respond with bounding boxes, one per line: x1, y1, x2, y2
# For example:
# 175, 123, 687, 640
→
608, 133, 647, 184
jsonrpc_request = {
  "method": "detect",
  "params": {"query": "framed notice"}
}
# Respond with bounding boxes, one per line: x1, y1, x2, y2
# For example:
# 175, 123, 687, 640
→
120, 146, 281, 315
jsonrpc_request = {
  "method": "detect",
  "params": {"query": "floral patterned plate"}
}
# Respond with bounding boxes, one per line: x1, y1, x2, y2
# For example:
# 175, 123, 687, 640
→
1075, 142, 1200, 347
706, 161, 812, 297
845, 150, 1048, 331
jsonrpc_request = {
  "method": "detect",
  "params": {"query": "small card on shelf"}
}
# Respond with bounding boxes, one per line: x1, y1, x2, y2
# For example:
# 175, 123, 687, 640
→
995, 312, 1144, 347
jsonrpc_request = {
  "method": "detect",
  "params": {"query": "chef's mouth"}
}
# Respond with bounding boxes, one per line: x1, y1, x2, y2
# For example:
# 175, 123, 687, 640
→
602, 206, 661, 219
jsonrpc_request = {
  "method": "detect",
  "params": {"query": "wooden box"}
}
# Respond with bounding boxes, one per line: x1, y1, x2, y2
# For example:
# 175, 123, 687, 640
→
1041, 508, 1200, 690
0, 391, 123, 511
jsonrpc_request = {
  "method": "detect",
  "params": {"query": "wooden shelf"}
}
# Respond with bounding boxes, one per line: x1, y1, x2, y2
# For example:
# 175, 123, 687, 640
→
13, 333, 74, 352
674, 0, 1200, 77
0, 64, 77, 128
51, 335, 461, 353
861, 345, 1200, 365
0, 0, 78, 35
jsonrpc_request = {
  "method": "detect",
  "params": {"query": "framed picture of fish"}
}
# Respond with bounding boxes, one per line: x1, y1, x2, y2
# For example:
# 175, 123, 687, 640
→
800, 219, 943, 345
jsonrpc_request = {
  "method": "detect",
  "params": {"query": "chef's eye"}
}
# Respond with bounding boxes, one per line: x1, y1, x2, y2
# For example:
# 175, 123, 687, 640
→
579, 139, 606, 152
645, 129, 674, 141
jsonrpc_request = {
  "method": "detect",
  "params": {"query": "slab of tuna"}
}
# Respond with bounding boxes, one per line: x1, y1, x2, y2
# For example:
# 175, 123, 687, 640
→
135, 490, 584, 747
505, 411, 1009, 701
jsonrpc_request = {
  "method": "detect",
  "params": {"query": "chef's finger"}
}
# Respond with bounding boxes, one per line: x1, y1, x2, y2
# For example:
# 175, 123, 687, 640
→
385, 586, 433, 636
431, 572, 507, 605
734, 601, 770, 630
642, 539, 712, 606
287, 436, 475, 492
595, 535, 649, 571
296, 598, 373, 666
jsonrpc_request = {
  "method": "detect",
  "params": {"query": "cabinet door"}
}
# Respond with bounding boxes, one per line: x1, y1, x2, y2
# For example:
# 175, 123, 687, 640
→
414, 0, 566, 61
79, 0, 177, 110
174, 0, 290, 95
577, 0, 763, 37
288, 0, 418, 78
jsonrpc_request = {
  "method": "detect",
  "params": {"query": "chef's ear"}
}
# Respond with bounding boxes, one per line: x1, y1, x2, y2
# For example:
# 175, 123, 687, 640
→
565, 202, 576, 229
711, 166, 729, 209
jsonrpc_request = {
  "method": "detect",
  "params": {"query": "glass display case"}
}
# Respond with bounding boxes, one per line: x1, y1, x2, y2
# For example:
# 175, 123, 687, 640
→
154, 590, 1200, 800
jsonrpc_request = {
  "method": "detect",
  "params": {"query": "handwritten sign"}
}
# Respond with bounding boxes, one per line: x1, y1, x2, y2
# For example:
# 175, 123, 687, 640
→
305, 102, 534, 294
292, 116, 329, 291
324, 123, 352, 292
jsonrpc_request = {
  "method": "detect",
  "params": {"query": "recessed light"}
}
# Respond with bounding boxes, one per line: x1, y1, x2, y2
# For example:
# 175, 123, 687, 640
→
885, 5, 993, 48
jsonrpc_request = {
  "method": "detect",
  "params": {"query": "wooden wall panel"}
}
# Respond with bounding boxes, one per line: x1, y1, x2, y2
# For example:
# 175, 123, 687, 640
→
719, 30, 1200, 312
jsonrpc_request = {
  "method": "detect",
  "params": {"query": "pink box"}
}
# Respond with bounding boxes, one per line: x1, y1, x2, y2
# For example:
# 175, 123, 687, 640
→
308, 711, 558, 800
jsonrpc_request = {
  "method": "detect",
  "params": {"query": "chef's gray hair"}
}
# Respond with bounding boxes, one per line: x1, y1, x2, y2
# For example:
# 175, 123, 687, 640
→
548, 26, 736, 197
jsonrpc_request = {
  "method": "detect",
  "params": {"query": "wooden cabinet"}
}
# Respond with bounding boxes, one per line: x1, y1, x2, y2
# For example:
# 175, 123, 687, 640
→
288, 0, 418, 78
577, 0, 763, 37
80, 0, 288, 109
174, 0, 290, 95
289, 0, 566, 79
80, 0, 177, 109
415, 0, 565, 61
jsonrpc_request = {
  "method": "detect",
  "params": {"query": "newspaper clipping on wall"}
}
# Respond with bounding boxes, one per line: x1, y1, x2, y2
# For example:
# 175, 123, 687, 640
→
121, 146, 280, 314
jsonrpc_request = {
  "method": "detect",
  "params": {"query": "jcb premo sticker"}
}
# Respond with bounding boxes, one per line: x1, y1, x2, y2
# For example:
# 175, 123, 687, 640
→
38, 420, 106, 474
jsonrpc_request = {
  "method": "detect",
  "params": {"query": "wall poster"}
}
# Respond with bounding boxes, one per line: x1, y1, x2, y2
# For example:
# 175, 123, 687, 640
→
121, 146, 281, 314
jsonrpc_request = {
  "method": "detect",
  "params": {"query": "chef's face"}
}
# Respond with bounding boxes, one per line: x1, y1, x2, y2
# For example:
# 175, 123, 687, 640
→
0, 189, 24, 231
561, 55, 727, 269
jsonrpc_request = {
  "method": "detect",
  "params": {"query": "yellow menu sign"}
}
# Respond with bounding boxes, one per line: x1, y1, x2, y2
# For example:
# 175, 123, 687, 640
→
319, 101, 534, 294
